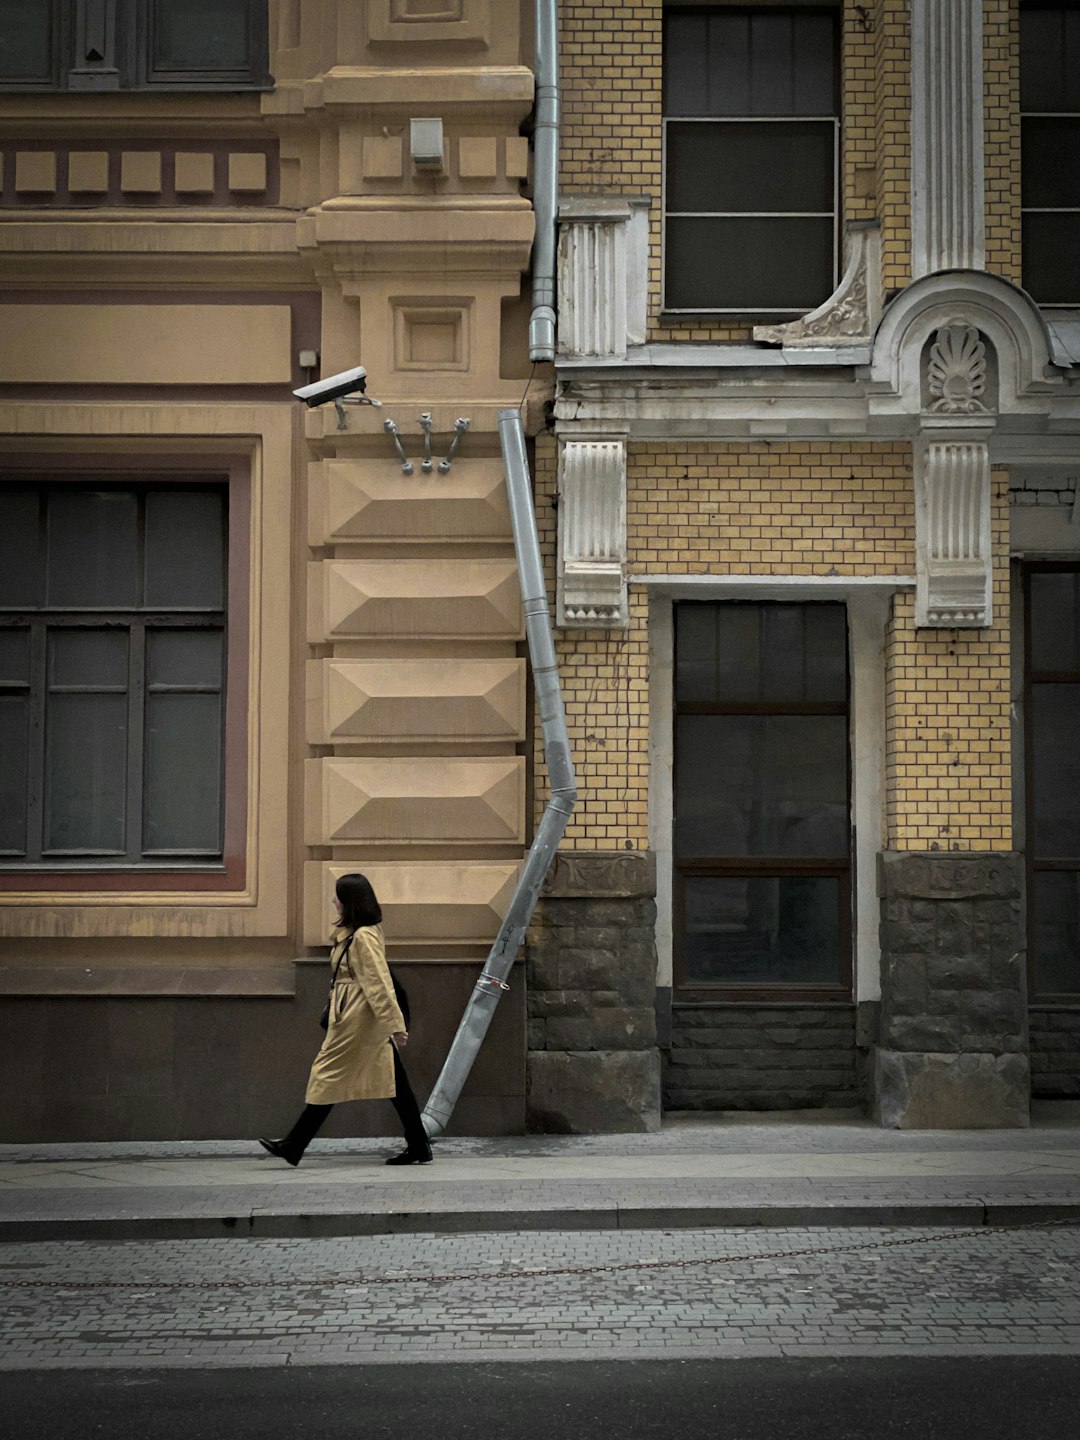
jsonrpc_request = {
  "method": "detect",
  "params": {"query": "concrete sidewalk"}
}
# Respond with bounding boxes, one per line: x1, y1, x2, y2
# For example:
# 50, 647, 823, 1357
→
2, 1104, 1079, 1243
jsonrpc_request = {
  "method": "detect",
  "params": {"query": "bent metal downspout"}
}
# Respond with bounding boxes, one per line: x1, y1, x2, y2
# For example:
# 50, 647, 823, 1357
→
529, 0, 558, 361
422, 408, 577, 1137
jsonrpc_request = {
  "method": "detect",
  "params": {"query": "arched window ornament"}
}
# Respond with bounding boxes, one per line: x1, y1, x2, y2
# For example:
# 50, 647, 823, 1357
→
925, 325, 989, 415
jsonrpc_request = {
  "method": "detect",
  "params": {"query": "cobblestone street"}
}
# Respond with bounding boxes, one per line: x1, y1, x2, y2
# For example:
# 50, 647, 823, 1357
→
2, 1222, 1079, 1369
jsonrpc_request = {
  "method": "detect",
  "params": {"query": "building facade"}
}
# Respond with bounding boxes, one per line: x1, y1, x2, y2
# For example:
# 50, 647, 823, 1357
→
533, 0, 1080, 1131
1, 1, 1079, 1139
0, 0, 539, 1139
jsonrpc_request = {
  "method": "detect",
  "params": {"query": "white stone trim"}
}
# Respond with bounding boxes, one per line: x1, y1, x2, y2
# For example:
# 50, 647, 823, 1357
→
915, 432, 993, 627
648, 593, 674, 993
557, 196, 630, 360
556, 436, 627, 627
911, 0, 985, 277
753, 224, 881, 349
870, 272, 1057, 418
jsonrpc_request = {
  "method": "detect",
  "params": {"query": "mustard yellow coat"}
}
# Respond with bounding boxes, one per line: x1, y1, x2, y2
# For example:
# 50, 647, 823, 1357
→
305, 925, 406, 1105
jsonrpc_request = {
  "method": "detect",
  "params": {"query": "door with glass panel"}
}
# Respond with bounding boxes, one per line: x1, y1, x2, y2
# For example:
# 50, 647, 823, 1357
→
673, 602, 852, 999
1025, 564, 1080, 1001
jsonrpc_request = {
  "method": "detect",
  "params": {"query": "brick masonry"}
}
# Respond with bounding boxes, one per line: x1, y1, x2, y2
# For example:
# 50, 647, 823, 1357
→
665, 1005, 860, 1112
557, 1, 920, 343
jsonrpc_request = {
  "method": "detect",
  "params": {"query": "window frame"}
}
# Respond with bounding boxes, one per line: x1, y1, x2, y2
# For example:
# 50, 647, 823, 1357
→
0, 0, 271, 94
1023, 560, 1080, 1002
672, 600, 853, 1003
660, 3, 841, 318
0, 457, 250, 894
1019, 1, 1080, 306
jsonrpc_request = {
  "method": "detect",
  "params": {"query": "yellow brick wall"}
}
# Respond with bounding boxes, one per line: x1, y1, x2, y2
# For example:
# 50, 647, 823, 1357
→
884, 470, 1012, 852
625, 441, 914, 575
983, 0, 1022, 285
843, 3, 878, 225
535, 438, 920, 845
559, 2, 887, 345
534, 434, 651, 849
874, 0, 912, 293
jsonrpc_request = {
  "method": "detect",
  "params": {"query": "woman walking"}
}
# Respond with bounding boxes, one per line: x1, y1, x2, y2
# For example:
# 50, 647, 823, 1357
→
259, 872, 433, 1167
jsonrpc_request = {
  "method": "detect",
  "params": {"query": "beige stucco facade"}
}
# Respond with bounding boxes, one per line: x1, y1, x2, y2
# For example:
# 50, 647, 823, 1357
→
0, 2, 541, 1140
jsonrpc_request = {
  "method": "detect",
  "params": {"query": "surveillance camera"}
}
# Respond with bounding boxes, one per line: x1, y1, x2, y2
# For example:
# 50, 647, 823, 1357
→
293, 366, 369, 407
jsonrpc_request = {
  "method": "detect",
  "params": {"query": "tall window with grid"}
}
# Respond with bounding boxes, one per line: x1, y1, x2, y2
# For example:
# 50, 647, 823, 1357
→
0, 482, 228, 870
662, 4, 840, 314
673, 601, 851, 1000
1020, 1, 1080, 304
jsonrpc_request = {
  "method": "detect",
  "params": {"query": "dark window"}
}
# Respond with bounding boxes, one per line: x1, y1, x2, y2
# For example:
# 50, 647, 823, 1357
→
663, 5, 839, 314
673, 602, 851, 998
1026, 564, 1080, 997
1020, 2, 1080, 303
0, 482, 228, 869
0, 0, 269, 91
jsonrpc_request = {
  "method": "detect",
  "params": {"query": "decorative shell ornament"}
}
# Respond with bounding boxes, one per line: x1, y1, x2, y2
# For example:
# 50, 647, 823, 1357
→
926, 325, 988, 414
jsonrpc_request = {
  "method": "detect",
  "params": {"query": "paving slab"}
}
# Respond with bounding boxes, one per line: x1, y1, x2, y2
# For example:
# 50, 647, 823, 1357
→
2, 1107, 1079, 1242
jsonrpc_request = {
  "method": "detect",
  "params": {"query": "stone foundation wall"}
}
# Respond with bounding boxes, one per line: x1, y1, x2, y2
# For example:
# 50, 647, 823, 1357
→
1030, 1008, 1080, 1098
526, 851, 660, 1133
0, 962, 525, 1142
665, 1005, 859, 1111
874, 852, 1029, 1128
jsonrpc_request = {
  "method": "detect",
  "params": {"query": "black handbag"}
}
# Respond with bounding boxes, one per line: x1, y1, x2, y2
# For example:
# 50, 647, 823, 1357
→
319, 934, 353, 1031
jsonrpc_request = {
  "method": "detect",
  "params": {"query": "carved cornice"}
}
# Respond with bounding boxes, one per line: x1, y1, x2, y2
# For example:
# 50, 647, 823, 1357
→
754, 225, 881, 349
543, 850, 656, 899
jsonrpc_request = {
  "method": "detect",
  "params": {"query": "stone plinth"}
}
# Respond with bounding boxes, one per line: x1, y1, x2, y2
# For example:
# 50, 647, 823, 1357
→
873, 852, 1029, 1128
525, 850, 660, 1133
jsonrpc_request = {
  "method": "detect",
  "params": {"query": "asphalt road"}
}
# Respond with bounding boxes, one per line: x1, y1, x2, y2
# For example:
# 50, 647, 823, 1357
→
3, 1357, 1080, 1440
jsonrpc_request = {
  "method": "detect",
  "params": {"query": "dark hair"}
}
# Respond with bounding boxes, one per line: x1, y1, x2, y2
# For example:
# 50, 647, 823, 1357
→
335, 872, 383, 931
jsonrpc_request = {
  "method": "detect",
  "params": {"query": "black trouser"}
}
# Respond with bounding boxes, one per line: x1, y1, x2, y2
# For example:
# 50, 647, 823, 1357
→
283, 1047, 428, 1155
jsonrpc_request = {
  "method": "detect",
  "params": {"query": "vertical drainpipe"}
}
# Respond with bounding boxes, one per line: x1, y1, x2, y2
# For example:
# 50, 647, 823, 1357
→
422, 2, 568, 1136
529, 0, 558, 362
422, 410, 576, 1137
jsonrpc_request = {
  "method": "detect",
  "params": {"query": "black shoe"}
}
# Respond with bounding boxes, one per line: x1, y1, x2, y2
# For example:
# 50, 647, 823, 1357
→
259, 1138, 303, 1167
385, 1145, 433, 1166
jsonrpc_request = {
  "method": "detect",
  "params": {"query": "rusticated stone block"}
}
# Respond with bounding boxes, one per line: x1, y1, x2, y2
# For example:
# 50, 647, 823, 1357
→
308, 656, 525, 746
545, 1008, 656, 1052
527, 1050, 661, 1133
525, 867, 661, 1128
877, 854, 1027, 1090
874, 1049, 1030, 1129
527, 989, 591, 1020
304, 860, 517, 947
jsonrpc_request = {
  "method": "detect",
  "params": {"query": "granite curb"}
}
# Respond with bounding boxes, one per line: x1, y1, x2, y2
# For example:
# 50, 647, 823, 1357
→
3, 1195, 1080, 1243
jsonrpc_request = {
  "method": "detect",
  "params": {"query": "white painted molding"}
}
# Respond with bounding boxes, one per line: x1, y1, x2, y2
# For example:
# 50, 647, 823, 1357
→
754, 225, 881, 348
557, 196, 631, 360
556, 195, 650, 359
870, 272, 1057, 417
925, 324, 990, 414
915, 432, 993, 628
911, 0, 985, 276
556, 436, 627, 626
